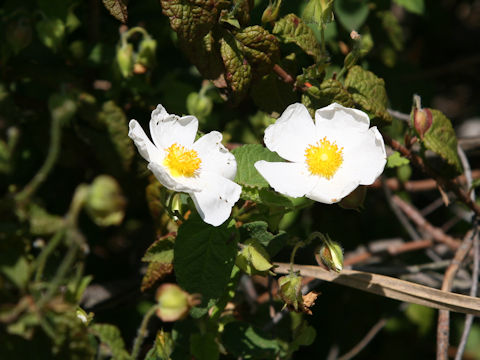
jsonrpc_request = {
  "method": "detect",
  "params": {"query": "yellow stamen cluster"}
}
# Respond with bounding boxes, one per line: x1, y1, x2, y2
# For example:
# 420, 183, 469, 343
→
305, 137, 343, 179
163, 143, 201, 178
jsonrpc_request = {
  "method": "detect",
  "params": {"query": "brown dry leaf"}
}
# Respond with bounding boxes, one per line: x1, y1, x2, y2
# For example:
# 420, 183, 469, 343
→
302, 291, 321, 315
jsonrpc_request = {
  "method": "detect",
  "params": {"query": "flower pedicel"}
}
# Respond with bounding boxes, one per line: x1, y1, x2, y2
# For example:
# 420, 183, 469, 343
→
128, 105, 241, 226
255, 102, 386, 203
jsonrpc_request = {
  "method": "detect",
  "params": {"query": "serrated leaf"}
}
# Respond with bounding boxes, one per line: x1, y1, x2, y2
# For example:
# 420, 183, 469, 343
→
413, 108, 462, 173
174, 218, 238, 307
102, 0, 128, 23
142, 235, 175, 263
141, 262, 174, 292
161, 0, 223, 41
334, 0, 369, 31
344, 65, 392, 124
240, 221, 287, 256
98, 101, 135, 171
222, 322, 282, 359
232, 144, 283, 188
273, 14, 322, 62
90, 324, 132, 360
393, 0, 425, 15
387, 151, 410, 168
301, 79, 354, 117
234, 26, 280, 76
220, 32, 252, 103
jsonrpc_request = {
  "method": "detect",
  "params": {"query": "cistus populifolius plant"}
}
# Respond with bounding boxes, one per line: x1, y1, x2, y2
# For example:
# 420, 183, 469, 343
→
1, 0, 480, 359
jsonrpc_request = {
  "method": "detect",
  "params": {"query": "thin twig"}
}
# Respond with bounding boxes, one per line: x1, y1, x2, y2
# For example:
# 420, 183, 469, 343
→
337, 318, 388, 360
392, 195, 460, 249
388, 109, 410, 122
437, 230, 474, 360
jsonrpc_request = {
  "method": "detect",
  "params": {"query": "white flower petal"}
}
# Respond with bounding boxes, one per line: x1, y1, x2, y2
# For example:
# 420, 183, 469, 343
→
315, 103, 370, 134
190, 173, 241, 226
264, 103, 316, 162
149, 104, 198, 149
254, 161, 317, 198
341, 127, 387, 185
128, 120, 163, 163
306, 168, 360, 204
193, 131, 237, 181
148, 162, 202, 193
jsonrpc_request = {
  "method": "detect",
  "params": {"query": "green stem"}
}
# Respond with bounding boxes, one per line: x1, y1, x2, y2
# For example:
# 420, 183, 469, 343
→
289, 241, 305, 273
131, 305, 158, 359
15, 115, 62, 203
320, 22, 326, 55
32, 229, 65, 282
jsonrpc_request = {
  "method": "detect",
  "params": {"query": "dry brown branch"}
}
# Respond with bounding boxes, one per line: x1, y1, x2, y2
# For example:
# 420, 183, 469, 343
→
391, 195, 460, 249
437, 230, 474, 360
273, 262, 480, 315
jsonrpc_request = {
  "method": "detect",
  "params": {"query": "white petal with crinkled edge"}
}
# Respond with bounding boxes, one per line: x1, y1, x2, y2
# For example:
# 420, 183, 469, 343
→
149, 104, 198, 149
264, 103, 316, 163
148, 162, 202, 193
306, 166, 361, 204
190, 173, 242, 227
128, 120, 164, 164
315, 103, 370, 133
193, 131, 237, 181
254, 161, 317, 198
338, 127, 386, 185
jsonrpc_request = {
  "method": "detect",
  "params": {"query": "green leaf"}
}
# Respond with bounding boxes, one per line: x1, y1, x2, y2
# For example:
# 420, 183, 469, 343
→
0, 255, 29, 289
220, 32, 252, 104
406, 304, 434, 336
29, 203, 64, 236
344, 65, 393, 124
471, 178, 480, 190
174, 218, 238, 306
142, 235, 175, 263
222, 322, 282, 359
377, 11, 404, 51
190, 333, 219, 360
234, 26, 280, 76
97, 101, 135, 171
393, 0, 425, 15
236, 238, 273, 275
387, 151, 410, 168
413, 108, 462, 173
232, 144, 283, 188
36, 17, 65, 52
102, 0, 128, 23
240, 221, 287, 256
301, 79, 354, 117
273, 14, 322, 62
334, 0, 369, 31
90, 324, 132, 360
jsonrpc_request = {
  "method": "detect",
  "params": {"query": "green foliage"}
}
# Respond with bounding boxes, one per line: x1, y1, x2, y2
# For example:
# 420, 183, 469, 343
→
334, 0, 369, 31
102, 0, 129, 23
387, 151, 410, 168
393, 0, 425, 15
174, 218, 238, 310
91, 324, 132, 360
190, 333, 220, 360
302, 79, 354, 116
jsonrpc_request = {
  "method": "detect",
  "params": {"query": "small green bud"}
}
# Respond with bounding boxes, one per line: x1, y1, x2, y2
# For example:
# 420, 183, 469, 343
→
302, 0, 334, 25
262, 0, 282, 24
85, 175, 126, 227
236, 239, 273, 276
6, 17, 32, 54
76, 307, 93, 325
318, 235, 343, 272
339, 186, 366, 211
413, 108, 433, 140
155, 284, 200, 322
116, 43, 134, 78
186, 92, 213, 121
136, 37, 157, 68
278, 272, 303, 311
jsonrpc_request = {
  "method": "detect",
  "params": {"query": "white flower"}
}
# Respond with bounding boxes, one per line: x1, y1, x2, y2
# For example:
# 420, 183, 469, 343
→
254, 103, 386, 204
128, 105, 241, 226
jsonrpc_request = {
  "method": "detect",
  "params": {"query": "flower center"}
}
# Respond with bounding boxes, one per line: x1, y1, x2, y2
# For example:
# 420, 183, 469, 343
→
305, 137, 343, 179
163, 143, 201, 178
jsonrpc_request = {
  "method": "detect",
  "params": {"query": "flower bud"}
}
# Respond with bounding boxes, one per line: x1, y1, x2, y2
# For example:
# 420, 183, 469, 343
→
262, 0, 282, 24
413, 108, 433, 139
155, 284, 200, 322
318, 236, 343, 272
6, 17, 32, 54
278, 272, 303, 311
186, 92, 213, 121
302, 0, 334, 25
85, 175, 126, 227
116, 43, 134, 78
